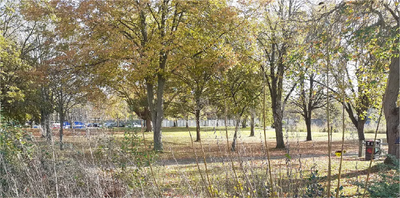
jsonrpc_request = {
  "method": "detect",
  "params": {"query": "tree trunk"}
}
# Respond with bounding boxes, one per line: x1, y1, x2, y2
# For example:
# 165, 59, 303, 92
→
145, 117, 152, 132
250, 110, 255, 137
306, 115, 312, 141
241, 116, 247, 128
45, 113, 51, 141
40, 110, 46, 138
59, 108, 64, 150
146, 79, 163, 151
40, 111, 52, 141
357, 118, 366, 141
231, 118, 241, 151
195, 108, 201, 142
384, 55, 399, 161
40, 87, 52, 141
153, 74, 166, 151
273, 105, 285, 148
185, 116, 189, 128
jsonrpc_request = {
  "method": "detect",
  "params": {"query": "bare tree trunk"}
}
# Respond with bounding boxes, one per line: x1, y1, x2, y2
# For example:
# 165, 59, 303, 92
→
153, 74, 166, 151
45, 114, 51, 141
145, 117, 152, 132
195, 108, 201, 142
231, 117, 241, 151
40, 87, 52, 141
273, 105, 285, 148
41, 111, 52, 141
357, 119, 366, 141
384, 55, 399, 162
59, 107, 64, 150
306, 116, 312, 141
40, 110, 46, 138
146, 78, 164, 151
241, 116, 247, 128
250, 110, 255, 137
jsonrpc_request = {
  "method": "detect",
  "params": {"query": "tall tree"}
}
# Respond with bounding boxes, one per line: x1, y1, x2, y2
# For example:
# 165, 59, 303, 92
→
221, 64, 261, 151
330, 0, 399, 160
50, 0, 235, 151
257, 0, 302, 148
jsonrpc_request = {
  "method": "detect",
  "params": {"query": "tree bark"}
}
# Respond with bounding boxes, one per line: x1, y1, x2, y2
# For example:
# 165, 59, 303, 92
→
40, 111, 52, 141
272, 101, 285, 148
153, 74, 166, 151
59, 106, 64, 150
195, 108, 201, 142
45, 113, 51, 141
40, 110, 46, 138
306, 115, 312, 141
40, 87, 52, 141
231, 117, 241, 151
250, 110, 255, 137
146, 81, 158, 149
241, 116, 247, 128
357, 118, 366, 141
145, 117, 152, 132
384, 55, 399, 161
40, 110, 46, 137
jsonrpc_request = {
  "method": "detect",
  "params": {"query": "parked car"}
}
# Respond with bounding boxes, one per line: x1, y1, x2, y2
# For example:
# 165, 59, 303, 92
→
132, 123, 142, 128
72, 122, 85, 129
104, 122, 116, 128
87, 123, 100, 127
63, 122, 71, 129
52, 123, 60, 129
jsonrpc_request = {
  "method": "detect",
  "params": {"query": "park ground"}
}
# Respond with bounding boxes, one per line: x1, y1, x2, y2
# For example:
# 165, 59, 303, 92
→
23, 126, 397, 197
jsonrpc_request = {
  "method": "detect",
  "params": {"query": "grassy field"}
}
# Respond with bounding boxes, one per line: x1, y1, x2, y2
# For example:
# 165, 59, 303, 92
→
136, 127, 391, 197
0, 126, 397, 197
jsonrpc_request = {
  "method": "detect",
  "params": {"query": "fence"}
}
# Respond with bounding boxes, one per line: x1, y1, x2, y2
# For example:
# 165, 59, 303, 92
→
161, 119, 260, 127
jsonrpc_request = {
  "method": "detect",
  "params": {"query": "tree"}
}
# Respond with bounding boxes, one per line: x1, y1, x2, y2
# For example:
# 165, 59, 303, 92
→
287, 18, 327, 141
335, 0, 399, 160
0, 0, 51, 128
48, 41, 93, 149
50, 0, 237, 151
172, 24, 234, 141
0, 34, 31, 123
381, 1, 399, 161
105, 96, 129, 127
221, 64, 261, 151
220, 26, 261, 150
257, 0, 303, 148
291, 71, 326, 141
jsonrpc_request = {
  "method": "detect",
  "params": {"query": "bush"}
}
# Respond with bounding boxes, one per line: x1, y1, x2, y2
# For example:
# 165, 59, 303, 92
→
0, 126, 34, 196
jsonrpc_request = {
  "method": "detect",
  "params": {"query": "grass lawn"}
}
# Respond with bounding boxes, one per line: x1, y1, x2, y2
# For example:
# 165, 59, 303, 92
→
85, 127, 392, 197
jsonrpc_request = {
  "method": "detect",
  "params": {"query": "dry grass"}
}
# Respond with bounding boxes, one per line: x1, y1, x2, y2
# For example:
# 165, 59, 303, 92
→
0, 127, 394, 197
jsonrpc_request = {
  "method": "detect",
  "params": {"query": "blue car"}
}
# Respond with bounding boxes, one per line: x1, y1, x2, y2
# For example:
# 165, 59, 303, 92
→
72, 122, 85, 129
